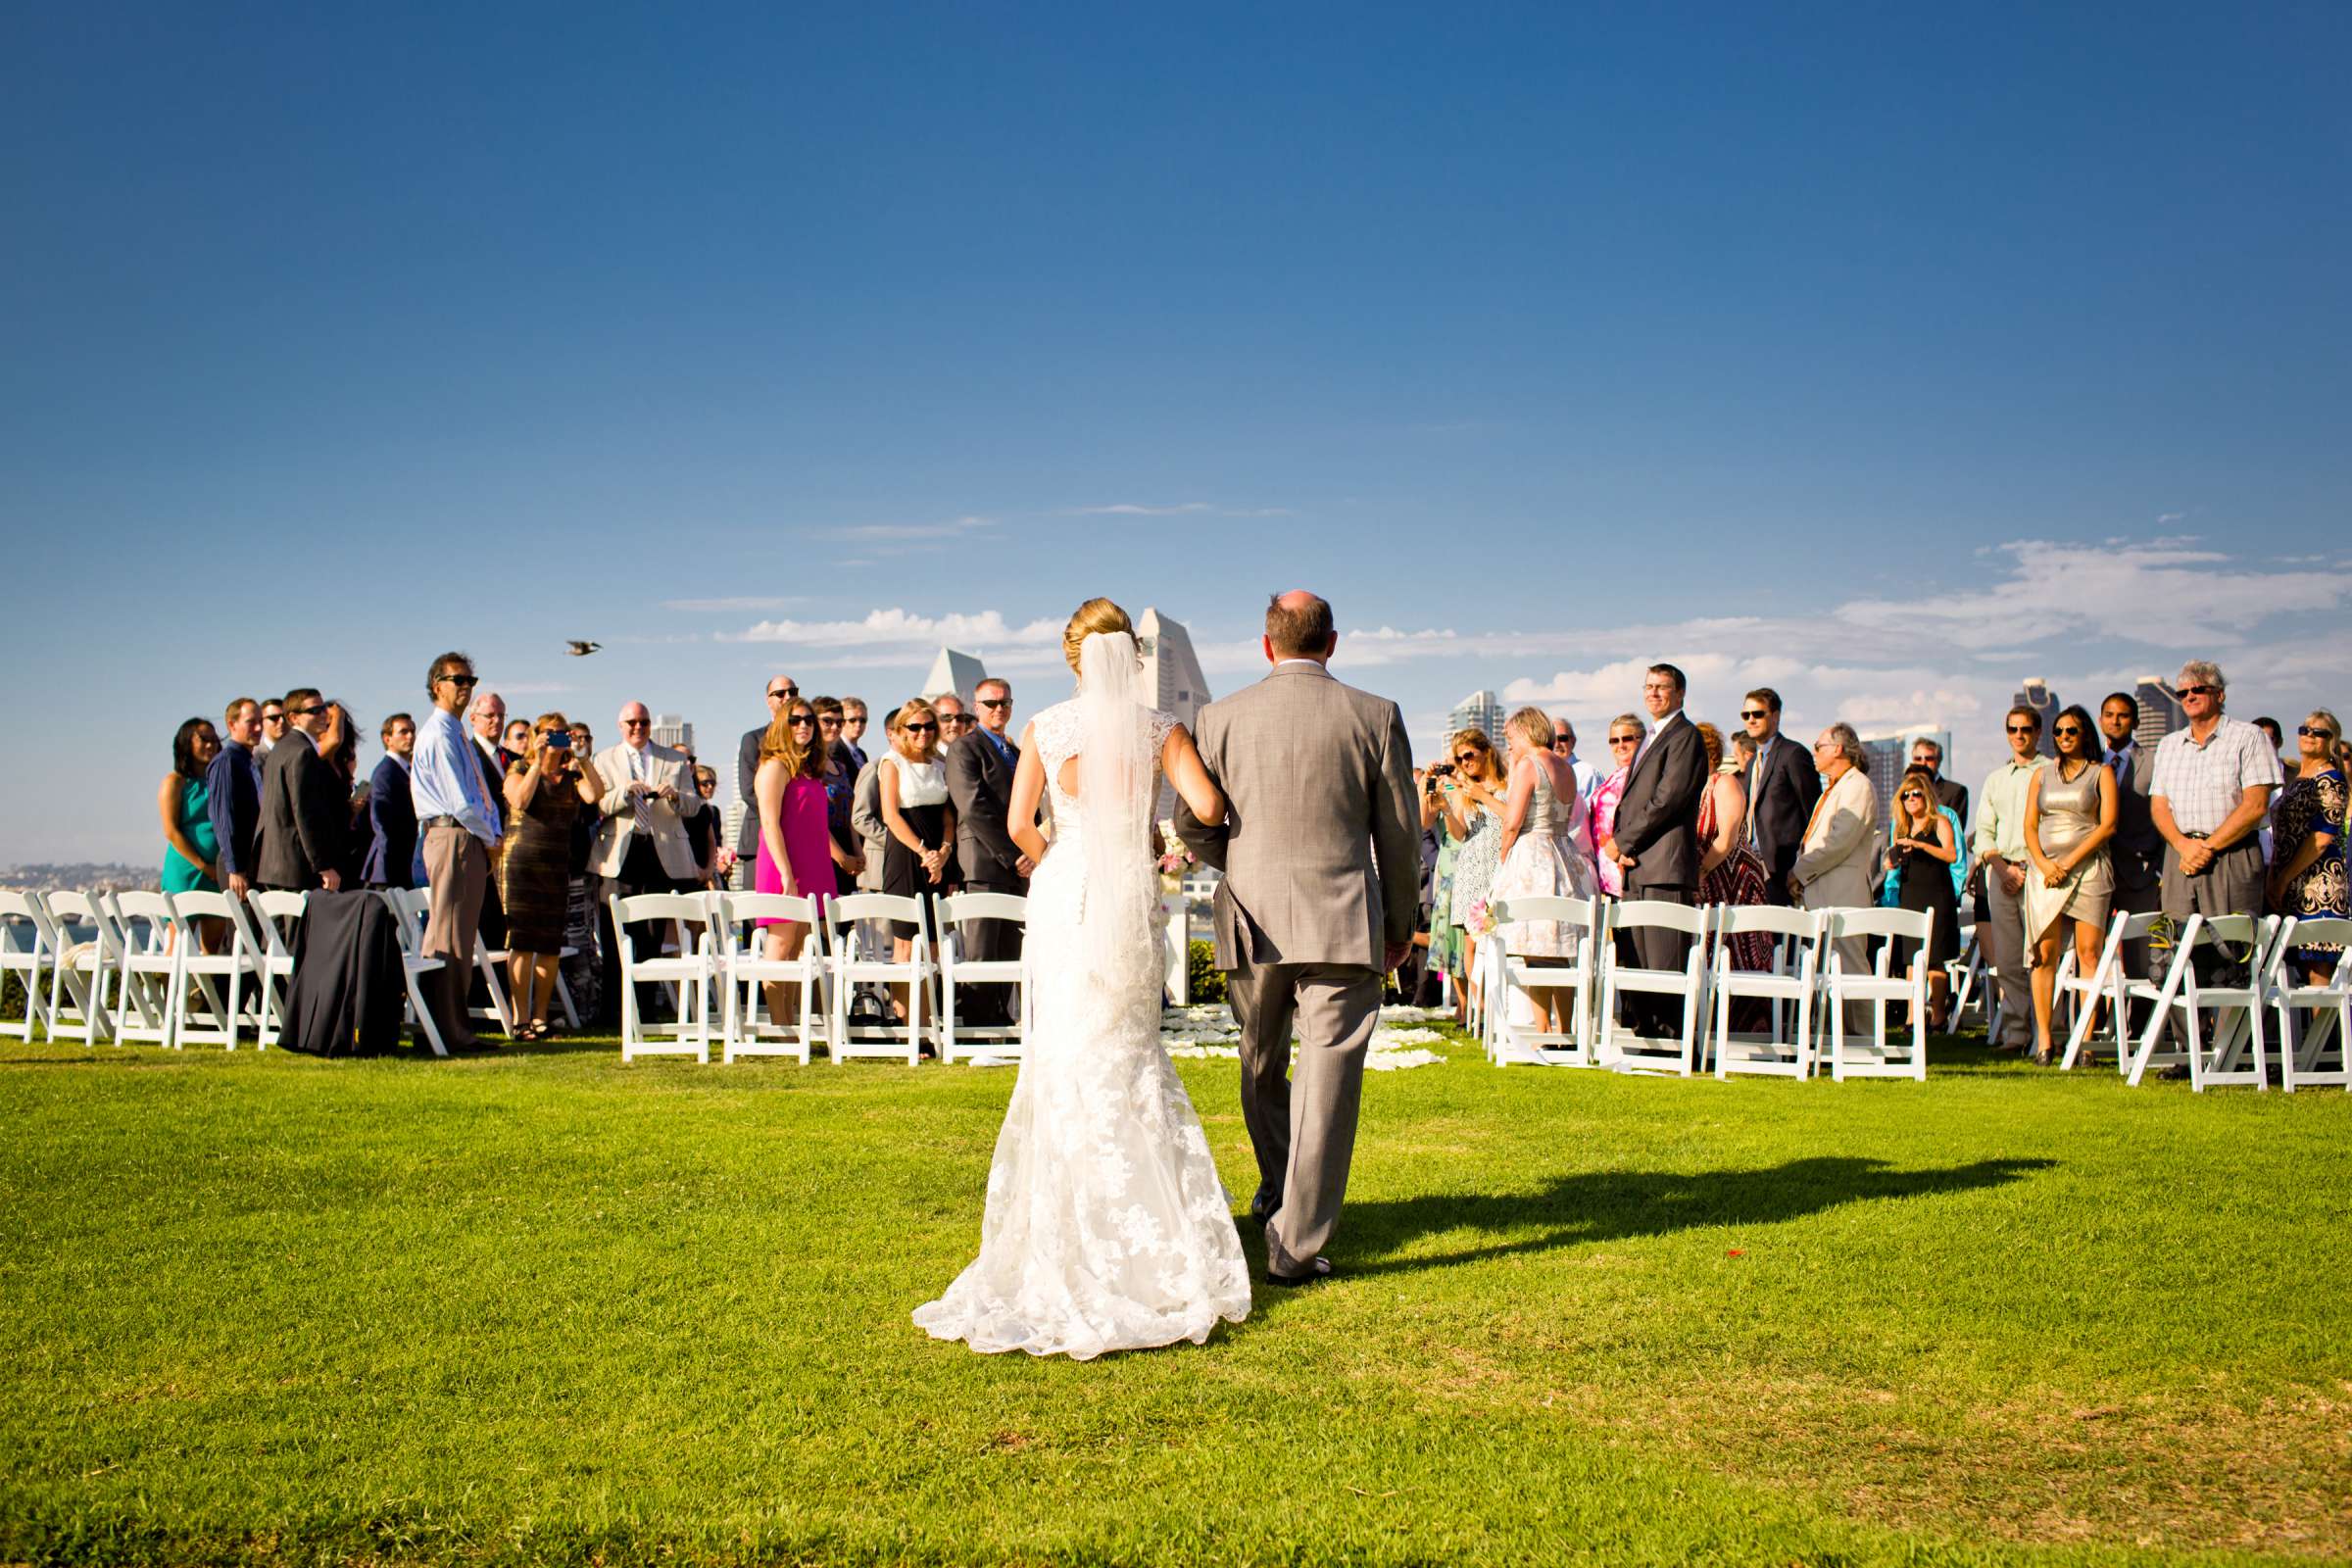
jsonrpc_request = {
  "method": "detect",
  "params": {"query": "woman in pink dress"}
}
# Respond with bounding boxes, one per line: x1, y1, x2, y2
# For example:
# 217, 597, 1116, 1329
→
1589, 713, 1643, 898
754, 700, 836, 1026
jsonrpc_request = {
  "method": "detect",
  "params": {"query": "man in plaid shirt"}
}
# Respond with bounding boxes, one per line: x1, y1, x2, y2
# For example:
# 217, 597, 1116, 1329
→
2149, 659, 2281, 937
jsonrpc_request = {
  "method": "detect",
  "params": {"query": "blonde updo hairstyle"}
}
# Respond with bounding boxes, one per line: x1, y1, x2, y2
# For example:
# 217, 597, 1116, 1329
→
1504, 707, 1556, 753
1063, 597, 1134, 673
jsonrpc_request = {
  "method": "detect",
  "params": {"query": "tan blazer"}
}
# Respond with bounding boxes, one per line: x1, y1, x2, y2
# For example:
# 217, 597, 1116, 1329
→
1793, 764, 1878, 909
590, 741, 706, 882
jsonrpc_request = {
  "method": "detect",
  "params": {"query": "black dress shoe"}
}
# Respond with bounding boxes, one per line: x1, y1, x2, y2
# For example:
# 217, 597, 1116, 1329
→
1265, 1256, 1334, 1288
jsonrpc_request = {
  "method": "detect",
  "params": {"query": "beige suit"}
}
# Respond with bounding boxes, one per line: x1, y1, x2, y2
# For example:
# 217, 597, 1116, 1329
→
590, 741, 706, 883
1174, 662, 1419, 1277
1794, 764, 1879, 1026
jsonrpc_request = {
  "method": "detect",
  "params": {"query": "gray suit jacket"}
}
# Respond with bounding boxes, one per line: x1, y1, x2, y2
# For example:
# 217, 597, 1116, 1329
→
945, 730, 1024, 886
734, 726, 764, 856
1175, 662, 1419, 970
2107, 743, 2161, 892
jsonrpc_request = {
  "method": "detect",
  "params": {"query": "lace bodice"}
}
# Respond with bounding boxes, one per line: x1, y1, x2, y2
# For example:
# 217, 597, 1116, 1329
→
1029, 698, 1181, 824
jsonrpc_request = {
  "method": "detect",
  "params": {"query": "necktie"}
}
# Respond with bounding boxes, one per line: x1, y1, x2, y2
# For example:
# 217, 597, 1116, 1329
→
2109, 751, 2130, 790
631, 750, 653, 832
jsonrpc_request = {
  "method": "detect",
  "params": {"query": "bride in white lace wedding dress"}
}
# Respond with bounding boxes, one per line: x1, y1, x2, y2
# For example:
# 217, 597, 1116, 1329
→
913, 601, 1250, 1358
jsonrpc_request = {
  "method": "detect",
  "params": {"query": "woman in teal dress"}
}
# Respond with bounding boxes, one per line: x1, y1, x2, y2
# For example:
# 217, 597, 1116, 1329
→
159, 716, 222, 895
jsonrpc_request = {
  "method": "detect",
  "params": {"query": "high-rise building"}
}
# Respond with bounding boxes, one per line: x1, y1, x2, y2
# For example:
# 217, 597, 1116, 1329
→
2133, 675, 2186, 749
1858, 726, 1954, 827
1138, 609, 1212, 819
921, 647, 988, 708
1137, 609, 1210, 734
2013, 679, 2061, 757
1446, 690, 1506, 749
650, 713, 694, 754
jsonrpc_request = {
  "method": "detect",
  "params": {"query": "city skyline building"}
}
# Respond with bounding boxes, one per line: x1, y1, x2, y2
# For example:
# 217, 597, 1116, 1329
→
1139, 608, 1211, 818
650, 713, 694, 754
921, 647, 988, 709
1446, 690, 1506, 749
2133, 675, 2186, 749
1859, 725, 1955, 827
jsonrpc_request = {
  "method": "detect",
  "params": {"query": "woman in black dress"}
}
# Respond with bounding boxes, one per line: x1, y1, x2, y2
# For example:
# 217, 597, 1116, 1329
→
878, 699, 956, 1018
502, 712, 604, 1040
1887, 764, 1962, 1029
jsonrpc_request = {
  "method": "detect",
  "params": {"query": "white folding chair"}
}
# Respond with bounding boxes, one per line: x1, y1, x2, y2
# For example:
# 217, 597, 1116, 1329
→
1596, 900, 1711, 1074
1945, 917, 1984, 1027
247, 892, 307, 1049
822, 893, 936, 1064
1711, 905, 1822, 1079
474, 931, 584, 1036
936, 891, 1029, 1062
2057, 909, 2139, 1070
2266, 917, 2352, 1092
1818, 907, 1933, 1081
713, 892, 831, 1064
610, 892, 718, 1062
0, 890, 58, 1043
166, 890, 264, 1050
108, 891, 183, 1048
2128, 912, 2278, 1091
40, 892, 118, 1046
1484, 897, 1601, 1066
377, 887, 451, 1057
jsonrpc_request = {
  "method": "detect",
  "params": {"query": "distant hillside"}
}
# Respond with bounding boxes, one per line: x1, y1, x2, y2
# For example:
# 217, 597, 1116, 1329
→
0, 863, 159, 894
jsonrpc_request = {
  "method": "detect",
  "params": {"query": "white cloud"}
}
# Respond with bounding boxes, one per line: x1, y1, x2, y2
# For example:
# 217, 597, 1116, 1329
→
823, 515, 995, 542
723, 607, 1063, 655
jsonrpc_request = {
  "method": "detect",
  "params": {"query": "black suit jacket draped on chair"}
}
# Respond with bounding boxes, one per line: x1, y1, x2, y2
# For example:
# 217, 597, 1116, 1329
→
1611, 712, 1709, 894
280, 890, 407, 1055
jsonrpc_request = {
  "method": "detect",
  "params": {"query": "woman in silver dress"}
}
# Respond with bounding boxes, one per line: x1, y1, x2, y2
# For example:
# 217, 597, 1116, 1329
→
2023, 704, 2118, 1064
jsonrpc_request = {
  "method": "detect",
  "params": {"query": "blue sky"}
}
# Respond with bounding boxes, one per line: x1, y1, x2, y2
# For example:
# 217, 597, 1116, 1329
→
5, 3, 2347, 865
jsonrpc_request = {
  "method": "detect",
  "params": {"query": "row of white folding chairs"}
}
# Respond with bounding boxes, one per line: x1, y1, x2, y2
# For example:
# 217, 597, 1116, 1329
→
608, 889, 1029, 1066
2050, 908, 2349, 1092
0, 886, 310, 1052
1475, 897, 1935, 1081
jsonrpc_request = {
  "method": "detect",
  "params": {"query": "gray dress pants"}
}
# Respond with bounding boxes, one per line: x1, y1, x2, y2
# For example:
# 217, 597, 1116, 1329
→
1984, 863, 2034, 1047
1226, 959, 1382, 1278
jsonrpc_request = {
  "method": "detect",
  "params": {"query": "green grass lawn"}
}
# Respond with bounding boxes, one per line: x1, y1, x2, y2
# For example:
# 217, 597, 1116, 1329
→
2, 1022, 2347, 1566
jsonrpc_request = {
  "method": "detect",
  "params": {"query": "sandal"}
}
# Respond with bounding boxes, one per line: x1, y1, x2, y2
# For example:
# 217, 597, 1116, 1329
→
514, 1022, 548, 1043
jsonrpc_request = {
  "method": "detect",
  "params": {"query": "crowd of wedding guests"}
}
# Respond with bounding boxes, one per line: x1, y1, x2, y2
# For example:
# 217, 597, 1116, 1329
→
1412, 660, 2344, 1063
151, 646, 2342, 1059
149, 649, 1032, 1050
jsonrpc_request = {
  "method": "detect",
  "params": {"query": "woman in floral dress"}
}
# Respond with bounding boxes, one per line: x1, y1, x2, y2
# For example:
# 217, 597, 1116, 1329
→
2268, 708, 2348, 982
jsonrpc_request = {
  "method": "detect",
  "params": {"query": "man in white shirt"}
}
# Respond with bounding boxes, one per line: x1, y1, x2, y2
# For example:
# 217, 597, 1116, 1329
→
1973, 705, 2048, 1051
2150, 661, 2280, 939
593, 701, 708, 1021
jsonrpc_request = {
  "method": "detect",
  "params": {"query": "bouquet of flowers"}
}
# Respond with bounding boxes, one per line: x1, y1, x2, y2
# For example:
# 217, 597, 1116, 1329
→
1155, 825, 1197, 886
1464, 898, 1499, 938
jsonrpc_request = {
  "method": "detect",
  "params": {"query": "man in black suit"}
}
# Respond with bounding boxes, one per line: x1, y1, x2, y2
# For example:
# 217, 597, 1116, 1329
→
943, 678, 1032, 1024
258, 687, 347, 892
1740, 686, 1822, 906
206, 696, 268, 900
364, 712, 419, 889
2100, 691, 2163, 1003
1608, 663, 1710, 1034
1909, 736, 1970, 826
736, 674, 799, 889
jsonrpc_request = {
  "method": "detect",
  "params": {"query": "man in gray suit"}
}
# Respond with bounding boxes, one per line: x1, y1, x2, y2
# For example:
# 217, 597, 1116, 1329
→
1176, 592, 1419, 1288
735, 675, 798, 889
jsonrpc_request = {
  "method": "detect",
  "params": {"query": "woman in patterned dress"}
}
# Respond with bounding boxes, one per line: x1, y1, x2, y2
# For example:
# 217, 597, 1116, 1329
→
1489, 708, 1597, 1035
1692, 721, 1774, 973
2268, 708, 2349, 983
1589, 715, 1643, 899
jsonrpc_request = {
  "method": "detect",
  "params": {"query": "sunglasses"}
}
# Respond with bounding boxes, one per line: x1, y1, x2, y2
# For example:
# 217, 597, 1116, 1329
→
1900, 791, 1925, 802
261, 711, 287, 723
1452, 752, 1480, 764
437, 674, 478, 689
766, 685, 799, 700
2054, 725, 2084, 737
2006, 724, 2037, 734
903, 722, 938, 734
288, 704, 326, 717
2179, 684, 2220, 697
620, 718, 650, 728
818, 715, 842, 726
1740, 710, 1768, 720
977, 697, 1011, 710
2300, 725, 2337, 739
1609, 735, 1640, 747
787, 713, 816, 726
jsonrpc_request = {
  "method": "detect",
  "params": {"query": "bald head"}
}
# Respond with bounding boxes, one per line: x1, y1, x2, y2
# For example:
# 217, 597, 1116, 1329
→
618, 701, 651, 748
1264, 590, 1337, 663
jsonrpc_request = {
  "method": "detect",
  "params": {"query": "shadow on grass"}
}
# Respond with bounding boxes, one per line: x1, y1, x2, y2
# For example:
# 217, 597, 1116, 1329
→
1329, 1154, 2057, 1279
